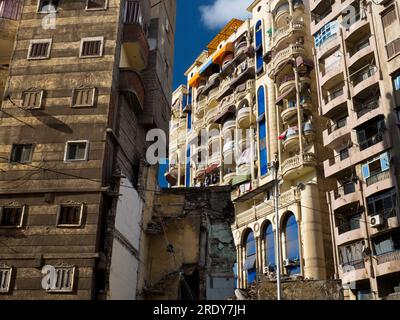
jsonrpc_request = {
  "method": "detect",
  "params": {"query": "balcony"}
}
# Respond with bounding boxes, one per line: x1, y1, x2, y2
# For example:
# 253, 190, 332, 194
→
122, 1, 149, 71
365, 170, 395, 198
321, 86, 347, 117
368, 209, 400, 237
351, 65, 379, 98
207, 87, 220, 108
331, 182, 361, 211
230, 59, 255, 88
354, 99, 380, 123
208, 152, 221, 167
274, 3, 290, 26
339, 260, 368, 284
195, 96, 207, 118
347, 38, 374, 68
0, 0, 21, 63
272, 20, 305, 50
205, 106, 219, 125
320, 61, 344, 89
336, 219, 363, 247
376, 251, 400, 277
316, 34, 340, 61
345, 16, 370, 41
119, 68, 145, 113
281, 152, 316, 179
278, 74, 295, 93
237, 107, 253, 128
223, 140, 235, 162
323, 118, 351, 149
222, 119, 236, 136
268, 44, 305, 77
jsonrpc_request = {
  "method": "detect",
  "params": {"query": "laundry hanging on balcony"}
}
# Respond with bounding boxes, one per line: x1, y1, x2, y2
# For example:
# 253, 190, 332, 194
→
278, 130, 288, 140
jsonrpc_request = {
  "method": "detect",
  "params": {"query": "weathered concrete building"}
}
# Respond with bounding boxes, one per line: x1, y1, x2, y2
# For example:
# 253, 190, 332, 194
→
0, 0, 175, 300
139, 186, 236, 300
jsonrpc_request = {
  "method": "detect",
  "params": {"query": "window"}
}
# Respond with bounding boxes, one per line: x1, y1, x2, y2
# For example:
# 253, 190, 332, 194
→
0, 0, 22, 20
357, 118, 386, 151
264, 222, 275, 271
64, 141, 89, 162
393, 74, 400, 107
361, 152, 390, 181
367, 188, 397, 217
38, 0, 59, 13
27, 39, 52, 60
124, 0, 143, 25
79, 37, 103, 58
284, 213, 300, 275
244, 230, 256, 284
21, 89, 43, 109
47, 266, 75, 292
86, 0, 107, 10
255, 20, 264, 74
10, 144, 33, 164
338, 241, 364, 270
257, 86, 268, 176
57, 204, 84, 227
71, 88, 96, 108
372, 231, 400, 256
0, 266, 12, 293
0, 205, 25, 228
339, 148, 349, 161
314, 21, 338, 48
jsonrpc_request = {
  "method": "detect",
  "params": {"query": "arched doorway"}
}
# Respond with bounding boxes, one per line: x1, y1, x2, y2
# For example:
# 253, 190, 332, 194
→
283, 213, 301, 275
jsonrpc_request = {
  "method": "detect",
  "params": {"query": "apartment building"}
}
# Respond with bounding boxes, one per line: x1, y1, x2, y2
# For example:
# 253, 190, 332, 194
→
0, 0, 175, 300
167, 0, 335, 290
311, 0, 400, 299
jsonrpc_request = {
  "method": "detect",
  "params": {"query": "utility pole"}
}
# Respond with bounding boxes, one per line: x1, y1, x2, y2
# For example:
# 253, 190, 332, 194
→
272, 152, 282, 300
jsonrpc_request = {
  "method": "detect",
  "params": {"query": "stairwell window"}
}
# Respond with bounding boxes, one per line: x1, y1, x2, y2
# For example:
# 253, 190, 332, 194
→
0, 205, 25, 228
27, 39, 52, 60
79, 37, 104, 58
71, 87, 96, 108
21, 89, 43, 109
0, 266, 12, 293
64, 141, 89, 162
10, 144, 34, 164
86, 0, 108, 10
38, 0, 59, 13
57, 204, 84, 227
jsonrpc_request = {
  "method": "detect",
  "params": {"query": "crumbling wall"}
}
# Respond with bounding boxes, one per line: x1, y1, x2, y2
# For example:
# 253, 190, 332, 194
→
142, 186, 235, 300
248, 278, 343, 300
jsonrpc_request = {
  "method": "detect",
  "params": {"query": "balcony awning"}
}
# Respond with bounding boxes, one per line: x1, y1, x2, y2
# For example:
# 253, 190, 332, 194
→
232, 174, 251, 187
213, 42, 234, 65
296, 56, 314, 70
206, 163, 220, 174
214, 104, 236, 124
195, 169, 206, 179
199, 58, 215, 75
275, 86, 296, 105
188, 73, 201, 88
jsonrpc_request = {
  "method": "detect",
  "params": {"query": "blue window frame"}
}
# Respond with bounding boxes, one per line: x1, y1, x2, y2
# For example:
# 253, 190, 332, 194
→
264, 222, 275, 270
187, 110, 192, 131
255, 20, 264, 74
314, 21, 338, 48
185, 146, 191, 187
244, 230, 256, 284
257, 86, 268, 176
188, 87, 193, 105
393, 74, 400, 91
182, 94, 187, 109
284, 213, 300, 275
157, 158, 169, 188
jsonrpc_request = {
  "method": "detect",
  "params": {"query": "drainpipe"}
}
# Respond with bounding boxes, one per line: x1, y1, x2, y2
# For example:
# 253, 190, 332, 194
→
293, 65, 304, 154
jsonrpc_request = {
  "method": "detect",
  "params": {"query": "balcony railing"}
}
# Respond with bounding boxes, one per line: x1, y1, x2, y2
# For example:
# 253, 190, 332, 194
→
334, 183, 356, 199
366, 170, 390, 187
377, 250, 400, 265
328, 118, 347, 134
359, 133, 383, 151
0, 0, 22, 20
341, 259, 365, 271
351, 65, 377, 87
355, 99, 379, 118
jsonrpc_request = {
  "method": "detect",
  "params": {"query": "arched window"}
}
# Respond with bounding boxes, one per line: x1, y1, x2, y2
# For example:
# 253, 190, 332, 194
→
284, 213, 301, 275
185, 146, 191, 187
264, 222, 275, 271
244, 230, 256, 284
255, 20, 264, 74
257, 86, 268, 176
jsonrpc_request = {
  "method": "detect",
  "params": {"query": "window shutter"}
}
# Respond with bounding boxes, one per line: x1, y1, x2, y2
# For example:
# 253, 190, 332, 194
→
380, 152, 390, 171
362, 163, 370, 179
382, 8, 396, 29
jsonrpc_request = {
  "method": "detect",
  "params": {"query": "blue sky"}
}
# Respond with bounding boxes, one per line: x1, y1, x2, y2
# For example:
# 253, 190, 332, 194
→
172, 0, 251, 90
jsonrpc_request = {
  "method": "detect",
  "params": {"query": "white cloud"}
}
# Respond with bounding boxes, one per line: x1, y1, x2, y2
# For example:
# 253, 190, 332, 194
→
199, 0, 251, 30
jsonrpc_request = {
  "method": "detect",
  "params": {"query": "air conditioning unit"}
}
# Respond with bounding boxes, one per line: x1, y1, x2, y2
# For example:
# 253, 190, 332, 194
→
370, 214, 383, 228
283, 259, 294, 267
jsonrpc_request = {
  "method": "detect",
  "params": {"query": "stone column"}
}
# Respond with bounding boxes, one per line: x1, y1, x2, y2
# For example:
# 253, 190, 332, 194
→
300, 182, 327, 279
